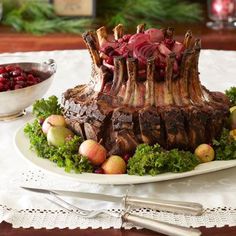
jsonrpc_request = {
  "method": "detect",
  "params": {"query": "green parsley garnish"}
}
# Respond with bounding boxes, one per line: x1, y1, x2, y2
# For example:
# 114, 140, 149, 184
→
127, 144, 199, 176
225, 86, 236, 106
32, 95, 62, 119
213, 129, 236, 160
24, 120, 93, 173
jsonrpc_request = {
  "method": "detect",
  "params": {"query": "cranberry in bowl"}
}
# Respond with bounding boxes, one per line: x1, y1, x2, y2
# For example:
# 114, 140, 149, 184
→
0, 59, 56, 120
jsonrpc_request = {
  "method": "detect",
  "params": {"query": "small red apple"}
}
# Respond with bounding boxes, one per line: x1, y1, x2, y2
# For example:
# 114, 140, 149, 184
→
102, 155, 126, 174
79, 139, 107, 165
42, 115, 66, 134
194, 144, 215, 163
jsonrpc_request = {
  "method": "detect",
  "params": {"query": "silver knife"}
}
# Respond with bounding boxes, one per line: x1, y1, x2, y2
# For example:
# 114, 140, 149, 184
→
47, 192, 202, 236
21, 186, 203, 216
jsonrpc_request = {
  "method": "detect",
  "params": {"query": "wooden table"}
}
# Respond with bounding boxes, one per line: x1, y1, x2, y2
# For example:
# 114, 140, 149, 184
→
1, 24, 236, 235
0, 24, 236, 52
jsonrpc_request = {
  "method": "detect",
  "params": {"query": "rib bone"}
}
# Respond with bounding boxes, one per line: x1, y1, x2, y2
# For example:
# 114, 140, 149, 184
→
164, 27, 175, 39
145, 57, 155, 106
96, 26, 108, 47
189, 39, 206, 104
113, 24, 124, 40
137, 23, 146, 33
124, 58, 138, 106
82, 31, 101, 67
183, 30, 193, 49
110, 56, 126, 96
179, 49, 193, 104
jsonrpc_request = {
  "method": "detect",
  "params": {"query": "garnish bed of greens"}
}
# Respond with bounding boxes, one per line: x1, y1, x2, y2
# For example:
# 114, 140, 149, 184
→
24, 96, 93, 173
24, 92, 236, 176
225, 86, 236, 106
213, 129, 236, 161
127, 144, 199, 176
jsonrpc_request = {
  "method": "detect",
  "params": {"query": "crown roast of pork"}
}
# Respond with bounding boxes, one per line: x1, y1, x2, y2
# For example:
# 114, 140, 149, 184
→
62, 24, 230, 155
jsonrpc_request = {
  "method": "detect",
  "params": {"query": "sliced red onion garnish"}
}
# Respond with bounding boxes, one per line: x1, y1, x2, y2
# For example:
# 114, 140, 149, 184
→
144, 28, 164, 43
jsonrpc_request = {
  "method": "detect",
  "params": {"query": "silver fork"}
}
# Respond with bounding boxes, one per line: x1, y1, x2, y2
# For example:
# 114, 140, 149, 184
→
46, 192, 201, 236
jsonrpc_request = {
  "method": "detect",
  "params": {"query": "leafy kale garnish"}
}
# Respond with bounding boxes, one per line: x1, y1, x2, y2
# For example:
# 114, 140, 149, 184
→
24, 120, 93, 173
127, 144, 199, 176
213, 129, 236, 160
32, 95, 62, 119
225, 87, 236, 106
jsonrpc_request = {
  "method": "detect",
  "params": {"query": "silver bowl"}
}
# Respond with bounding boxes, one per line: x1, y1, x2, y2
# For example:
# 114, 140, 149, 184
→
0, 59, 56, 121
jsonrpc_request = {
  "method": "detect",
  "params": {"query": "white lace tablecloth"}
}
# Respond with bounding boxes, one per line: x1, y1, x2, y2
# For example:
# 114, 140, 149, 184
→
0, 49, 236, 229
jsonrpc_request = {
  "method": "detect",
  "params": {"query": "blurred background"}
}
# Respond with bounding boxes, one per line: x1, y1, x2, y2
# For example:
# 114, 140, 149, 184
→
0, 0, 235, 52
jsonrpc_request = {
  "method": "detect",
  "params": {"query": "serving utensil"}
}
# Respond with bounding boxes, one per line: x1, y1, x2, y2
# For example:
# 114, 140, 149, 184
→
47, 192, 201, 236
21, 186, 203, 216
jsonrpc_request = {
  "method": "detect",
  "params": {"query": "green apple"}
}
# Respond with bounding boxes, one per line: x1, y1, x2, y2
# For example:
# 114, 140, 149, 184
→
42, 115, 66, 134
47, 126, 74, 147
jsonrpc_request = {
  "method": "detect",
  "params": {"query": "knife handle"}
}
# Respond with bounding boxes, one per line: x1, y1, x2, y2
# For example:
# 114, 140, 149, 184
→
125, 196, 203, 216
123, 212, 201, 236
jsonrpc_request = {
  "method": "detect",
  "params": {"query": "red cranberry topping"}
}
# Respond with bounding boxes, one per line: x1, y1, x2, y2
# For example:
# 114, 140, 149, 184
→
0, 77, 7, 83
0, 67, 6, 74
0, 72, 9, 79
0, 65, 43, 92
0, 82, 4, 91
11, 69, 22, 77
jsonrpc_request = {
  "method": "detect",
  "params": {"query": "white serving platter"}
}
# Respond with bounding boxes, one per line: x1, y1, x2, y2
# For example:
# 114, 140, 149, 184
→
14, 122, 236, 185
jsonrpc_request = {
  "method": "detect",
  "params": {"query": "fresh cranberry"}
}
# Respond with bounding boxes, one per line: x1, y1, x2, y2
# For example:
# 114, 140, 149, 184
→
0, 77, 7, 84
5, 65, 18, 72
14, 76, 25, 82
35, 77, 41, 83
38, 118, 45, 126
11, 69, 22, 77
94, 168, 104, 174
4, 83, 11, 90
14, 84, 23, 90
0, 82, 5, 91
16, 80, 25, 86
0, 65, 42, 92
123, 154, 131, 163
0, 72, 10, 79
26, 81, 35, 86
27, 74, 36, 81
0, 66, 6, 74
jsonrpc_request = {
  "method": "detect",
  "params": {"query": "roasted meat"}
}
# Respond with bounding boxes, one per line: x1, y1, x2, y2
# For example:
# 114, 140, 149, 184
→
62, 24, 229, 155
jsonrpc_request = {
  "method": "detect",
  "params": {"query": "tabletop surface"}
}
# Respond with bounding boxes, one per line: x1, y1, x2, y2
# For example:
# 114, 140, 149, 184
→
0, 24, 236, 52
0, 24, 236, 236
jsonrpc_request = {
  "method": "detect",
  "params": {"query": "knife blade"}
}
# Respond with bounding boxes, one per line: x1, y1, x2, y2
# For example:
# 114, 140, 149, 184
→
21, 186, 203, 216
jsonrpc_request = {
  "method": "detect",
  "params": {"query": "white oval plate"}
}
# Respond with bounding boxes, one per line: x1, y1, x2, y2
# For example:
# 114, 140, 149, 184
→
14, 122, 236, 185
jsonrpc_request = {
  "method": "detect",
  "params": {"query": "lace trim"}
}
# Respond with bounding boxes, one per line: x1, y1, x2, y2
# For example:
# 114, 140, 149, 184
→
1, 204, 236, 229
